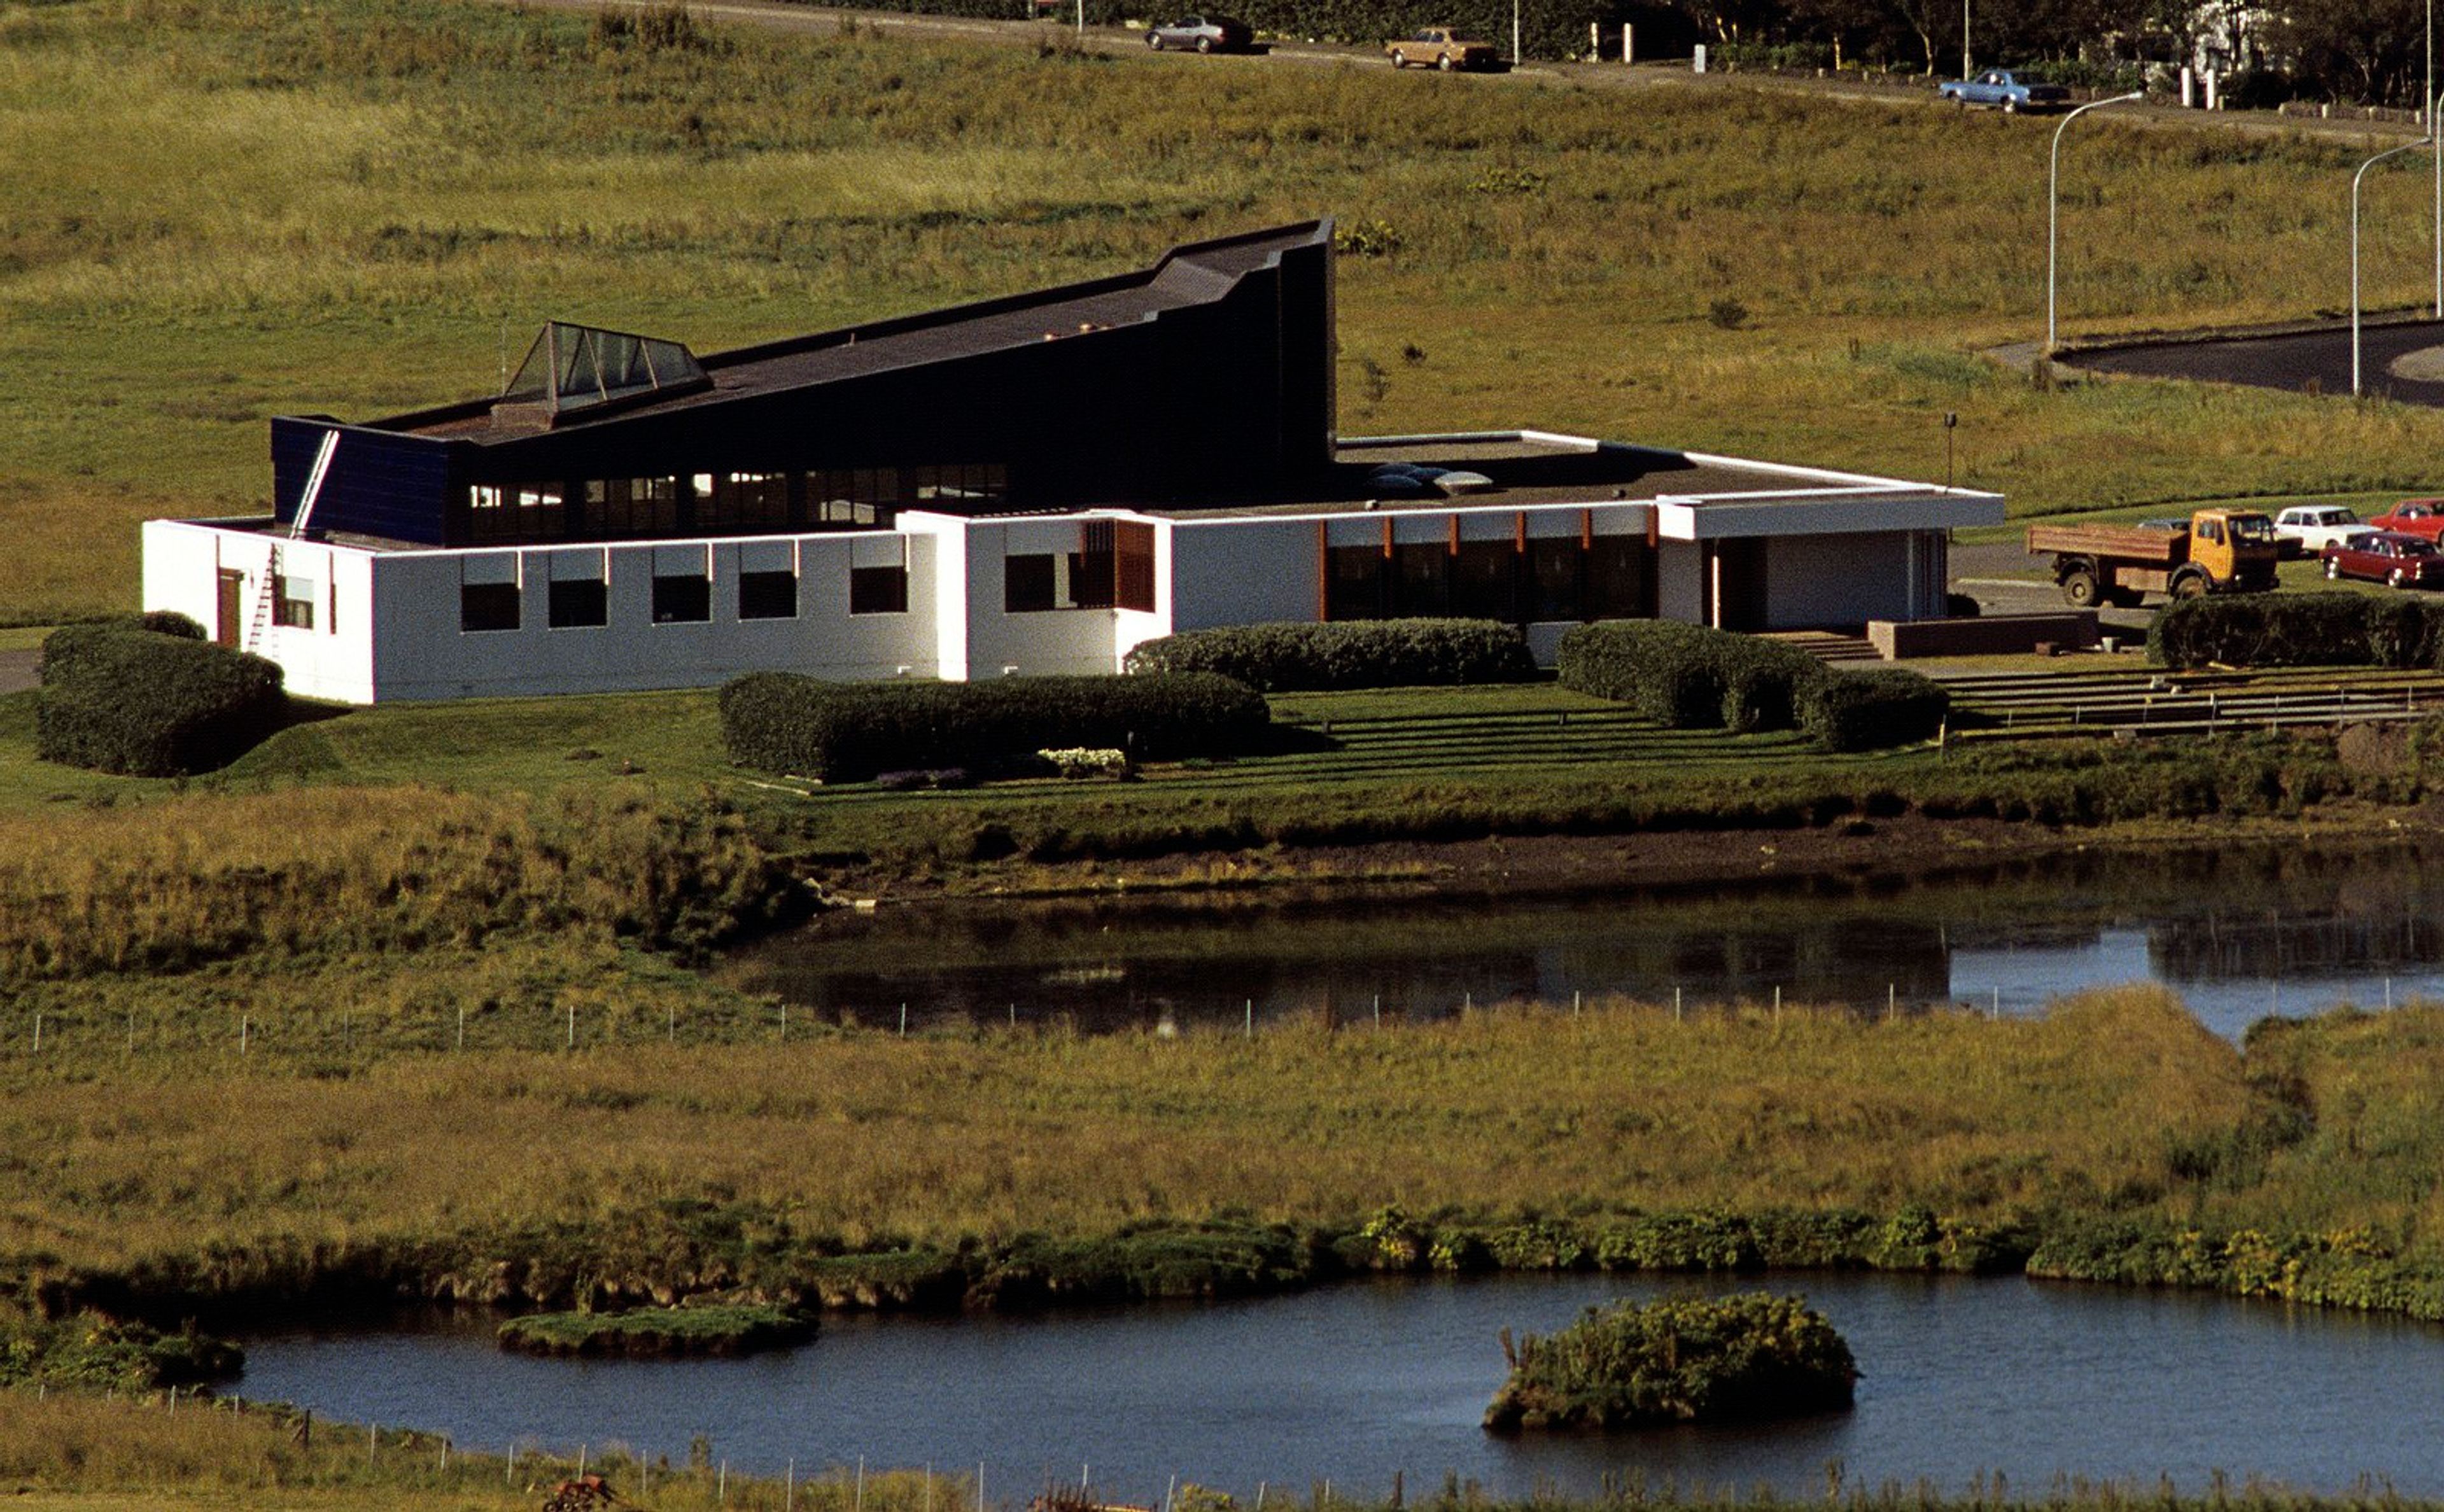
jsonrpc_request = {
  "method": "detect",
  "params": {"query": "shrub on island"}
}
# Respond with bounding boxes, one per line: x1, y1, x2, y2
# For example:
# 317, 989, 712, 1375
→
1123, 619, 1536, 691
1482, 1292, 1857, 1432
496, 1303, 815, 1358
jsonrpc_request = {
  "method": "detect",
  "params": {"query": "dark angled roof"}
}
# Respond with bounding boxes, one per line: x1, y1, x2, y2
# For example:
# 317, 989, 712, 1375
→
390, 221, 1331, 445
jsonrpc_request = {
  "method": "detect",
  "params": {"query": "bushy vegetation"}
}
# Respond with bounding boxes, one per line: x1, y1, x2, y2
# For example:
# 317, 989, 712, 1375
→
1482, 1292, 1856, 1430
35, 619, 285, 777
496, 1302, 814, 1357
1556, 622, 1945, 749
718, 671, 1269, 782
2151, 592, 2444, 670
1123, 619, 1536, 691
1799, 666, 1951, 751
0, 785, 797, 977
0, 1309, 240, 1392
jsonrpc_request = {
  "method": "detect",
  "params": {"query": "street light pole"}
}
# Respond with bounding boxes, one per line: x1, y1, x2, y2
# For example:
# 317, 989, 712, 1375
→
2430, 0, 2439, 316
1960, 0, 1970, 80
2356, 137, 2435, 396
2046, 92, 2145, 354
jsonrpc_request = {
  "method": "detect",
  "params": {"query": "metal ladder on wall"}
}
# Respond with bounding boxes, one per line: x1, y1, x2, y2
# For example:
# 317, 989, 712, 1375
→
246, 431, 339, 654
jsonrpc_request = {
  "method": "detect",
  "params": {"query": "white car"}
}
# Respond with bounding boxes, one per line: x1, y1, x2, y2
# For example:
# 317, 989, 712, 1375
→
2272, 505, 2376, 559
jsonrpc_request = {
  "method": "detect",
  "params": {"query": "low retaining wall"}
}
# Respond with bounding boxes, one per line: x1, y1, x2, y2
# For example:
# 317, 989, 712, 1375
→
1868, 612, 2100, 659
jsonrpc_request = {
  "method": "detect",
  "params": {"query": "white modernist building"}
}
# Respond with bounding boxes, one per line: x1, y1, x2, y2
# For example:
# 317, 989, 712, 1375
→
142, 226, 2002, 704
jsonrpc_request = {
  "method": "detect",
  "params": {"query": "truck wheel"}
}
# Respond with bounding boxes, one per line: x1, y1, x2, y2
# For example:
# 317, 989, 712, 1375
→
1438, 52, 1456, 69
2171, 572, 2209, 600
2060, 566, 2101, 608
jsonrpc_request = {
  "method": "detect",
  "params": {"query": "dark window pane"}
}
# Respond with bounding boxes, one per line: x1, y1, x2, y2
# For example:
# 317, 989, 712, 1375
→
1390, 541, 1447, 616
549, 578, 607, 628
739, 570, 799, 620
1526, 538, 1583, 620
1585, 536, 1654, 619
850, 565, 909, 615
653, 574, 711, 624
1006, 554, 1056, 613
1449, 539, 1517, 622
460, 582, 520, 633
1324, 545, 1384, 621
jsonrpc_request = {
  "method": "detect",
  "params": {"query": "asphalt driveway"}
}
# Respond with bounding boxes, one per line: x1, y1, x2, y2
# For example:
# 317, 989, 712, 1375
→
2063, 318, 2444, 405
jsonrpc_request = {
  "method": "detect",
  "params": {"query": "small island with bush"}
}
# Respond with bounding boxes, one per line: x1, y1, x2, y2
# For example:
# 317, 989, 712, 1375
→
1484, 1292, 1857, 1432
496, 1303, 815, 1359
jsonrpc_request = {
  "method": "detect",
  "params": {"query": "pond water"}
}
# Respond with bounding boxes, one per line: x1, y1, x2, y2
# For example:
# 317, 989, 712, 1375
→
719, 842, 2444, 1040
236, 1270, 2444, 1501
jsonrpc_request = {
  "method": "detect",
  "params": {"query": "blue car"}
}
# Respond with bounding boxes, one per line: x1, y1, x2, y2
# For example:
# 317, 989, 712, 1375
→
1937, 69, 2073, 113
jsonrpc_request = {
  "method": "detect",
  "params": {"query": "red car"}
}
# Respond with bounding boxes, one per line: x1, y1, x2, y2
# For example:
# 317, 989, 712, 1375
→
2322, 530, 2444, 589
2368, 498, 2444, 540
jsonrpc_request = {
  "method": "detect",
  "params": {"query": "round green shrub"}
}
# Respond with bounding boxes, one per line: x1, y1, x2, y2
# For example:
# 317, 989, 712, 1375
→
36, 621, 286, 776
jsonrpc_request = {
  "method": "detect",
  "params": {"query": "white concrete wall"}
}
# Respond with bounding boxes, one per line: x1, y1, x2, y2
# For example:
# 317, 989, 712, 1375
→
1657, 539, 1705, 624
1762, 530, 1915, 628
1169, 516, 1319, 631
956, 519, 1130, 678
141, 521, 379, 703
364, 531, 939, 701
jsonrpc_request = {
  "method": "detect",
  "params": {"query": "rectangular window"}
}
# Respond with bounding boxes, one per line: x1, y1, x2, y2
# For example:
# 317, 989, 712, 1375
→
1526, 537, 1583, 620
272, 573, 317, 630
587, 477, 680, 538
652, 573, 711, 624
705, 472, 790, 533
849, 565, 909, 615
549, 578, 607, 628
739, 570, 799, 620
1324, 544, 1386, 621
1005, 554, 1057, 613
1071, 521, 1118, 610
1390, 541, 1448, 616
1114, 521, 1156, 613
1584, 535, 1655, 619
460, 582, 519, 633
1449, 539, 1517, 622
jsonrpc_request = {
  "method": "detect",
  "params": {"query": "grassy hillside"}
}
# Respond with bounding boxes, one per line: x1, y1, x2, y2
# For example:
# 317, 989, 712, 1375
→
9, 0, 2444, 620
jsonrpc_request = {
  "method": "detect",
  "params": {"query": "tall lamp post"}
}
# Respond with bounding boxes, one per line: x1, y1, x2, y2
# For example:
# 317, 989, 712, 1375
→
1961, 0, 1970, 80
2046, 92, 2145, 354
2356, 137, 2436, 396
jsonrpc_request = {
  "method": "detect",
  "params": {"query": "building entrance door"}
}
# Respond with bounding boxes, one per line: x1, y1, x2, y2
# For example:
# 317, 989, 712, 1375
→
216, 570, 244, 647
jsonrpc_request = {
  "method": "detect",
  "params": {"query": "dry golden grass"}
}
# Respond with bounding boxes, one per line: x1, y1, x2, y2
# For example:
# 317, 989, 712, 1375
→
0, 985, 2247, 1273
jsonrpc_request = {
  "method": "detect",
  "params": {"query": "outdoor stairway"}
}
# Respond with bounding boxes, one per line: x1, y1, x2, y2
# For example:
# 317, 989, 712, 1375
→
1765, 630, 1881, 664
1935, 664, 2444, 739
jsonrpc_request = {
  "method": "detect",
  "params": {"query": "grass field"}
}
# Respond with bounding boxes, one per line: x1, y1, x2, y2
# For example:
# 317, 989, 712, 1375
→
12, 0, 2444, 621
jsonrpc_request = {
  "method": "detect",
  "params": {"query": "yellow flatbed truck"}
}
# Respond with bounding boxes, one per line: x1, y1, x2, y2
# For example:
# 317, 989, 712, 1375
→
2025, 508, 2279, 608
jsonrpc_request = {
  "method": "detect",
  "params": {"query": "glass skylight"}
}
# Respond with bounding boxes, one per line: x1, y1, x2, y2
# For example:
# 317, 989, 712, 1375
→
499, 322, 706, 416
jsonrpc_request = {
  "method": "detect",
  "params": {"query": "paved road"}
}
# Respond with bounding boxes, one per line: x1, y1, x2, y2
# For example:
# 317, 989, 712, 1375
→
2064, 318, 2444, 406
484, 0, 2438, 148
0, 649, 38, 696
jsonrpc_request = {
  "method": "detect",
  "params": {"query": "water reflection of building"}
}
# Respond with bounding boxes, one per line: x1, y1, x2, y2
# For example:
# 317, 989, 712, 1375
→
2151, 910, 2442, 983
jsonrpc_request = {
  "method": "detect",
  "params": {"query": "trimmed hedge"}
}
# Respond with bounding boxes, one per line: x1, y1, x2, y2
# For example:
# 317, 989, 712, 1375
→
720, 671, 1269, 782
1558, 621, 1947, 750
1798, 667, 1950, 752
1121, 619, 1536, 691
36, 621, 286, 777
2150, 592, 2444, 670
1557, 620, 1823, 732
